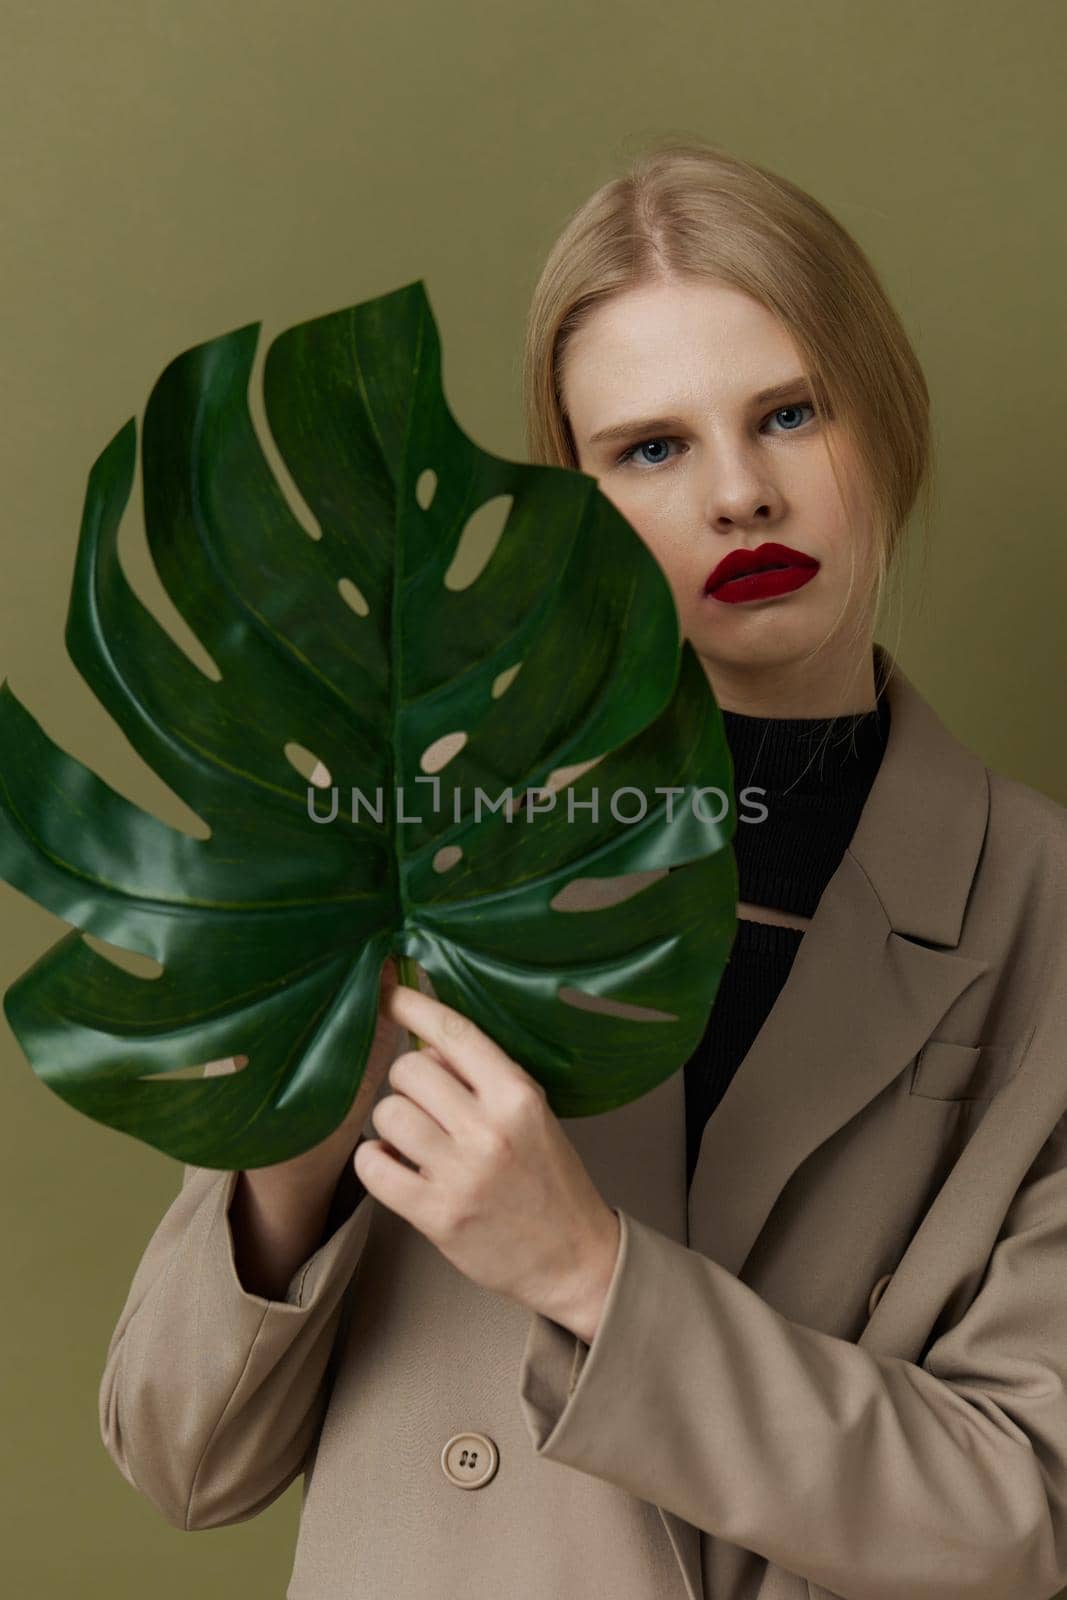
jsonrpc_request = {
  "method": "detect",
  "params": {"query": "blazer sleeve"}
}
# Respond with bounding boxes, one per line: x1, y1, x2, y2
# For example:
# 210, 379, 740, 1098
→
98, 1156, 373, 1532
518, 1110, 1067, 1600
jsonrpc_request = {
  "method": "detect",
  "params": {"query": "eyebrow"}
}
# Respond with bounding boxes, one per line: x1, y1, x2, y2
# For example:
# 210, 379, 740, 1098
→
585, 375, 812, 447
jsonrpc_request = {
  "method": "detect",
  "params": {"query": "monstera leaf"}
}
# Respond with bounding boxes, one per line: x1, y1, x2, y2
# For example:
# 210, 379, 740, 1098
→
0, 280, 737, 1170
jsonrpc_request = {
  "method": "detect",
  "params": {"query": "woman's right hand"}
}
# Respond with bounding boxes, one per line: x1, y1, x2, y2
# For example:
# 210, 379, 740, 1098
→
204, 955, 411, 1189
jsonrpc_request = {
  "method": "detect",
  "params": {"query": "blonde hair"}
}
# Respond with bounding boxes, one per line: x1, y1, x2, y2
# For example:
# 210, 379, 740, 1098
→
521, 138, 936, 710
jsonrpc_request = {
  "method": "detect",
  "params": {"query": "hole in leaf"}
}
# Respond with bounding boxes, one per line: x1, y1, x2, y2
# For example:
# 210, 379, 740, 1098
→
81, 932, 163, 978
443, 494, 513, 592
432, 845, 463, 873
557, 986, 677, 1023
338, 576, 370, 617
420, 730, 468, 773
415, 468, 437, 510
285, 742, 332, 787
507, 755, 609, 821
551, 869, 668, 912
138, 1052, 250, 1082
542, 756, 604, 793
491, 663, 522, 699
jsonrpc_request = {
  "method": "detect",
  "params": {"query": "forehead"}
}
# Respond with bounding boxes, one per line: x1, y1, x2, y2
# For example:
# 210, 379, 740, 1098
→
561, 278, 803, 425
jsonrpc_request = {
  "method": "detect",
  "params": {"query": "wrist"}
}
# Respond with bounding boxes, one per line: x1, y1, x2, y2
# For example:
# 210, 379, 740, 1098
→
548, 1208, 621, 1344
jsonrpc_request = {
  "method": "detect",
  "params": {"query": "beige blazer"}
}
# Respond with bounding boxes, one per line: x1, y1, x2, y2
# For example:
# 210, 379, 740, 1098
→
99, 643, 1067, 1600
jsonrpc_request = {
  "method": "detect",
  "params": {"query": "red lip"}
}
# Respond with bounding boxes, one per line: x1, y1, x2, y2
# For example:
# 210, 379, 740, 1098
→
705, 541, 820, 600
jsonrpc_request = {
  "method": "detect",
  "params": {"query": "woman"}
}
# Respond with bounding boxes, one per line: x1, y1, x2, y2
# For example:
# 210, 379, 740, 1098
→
99, 142, 1067, 1600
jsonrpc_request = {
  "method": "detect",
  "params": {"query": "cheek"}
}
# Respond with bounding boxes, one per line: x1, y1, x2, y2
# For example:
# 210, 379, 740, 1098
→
799, 437, 866, 529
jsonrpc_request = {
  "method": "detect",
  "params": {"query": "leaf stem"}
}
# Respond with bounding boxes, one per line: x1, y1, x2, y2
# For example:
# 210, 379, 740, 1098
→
396, 954, 425, 1051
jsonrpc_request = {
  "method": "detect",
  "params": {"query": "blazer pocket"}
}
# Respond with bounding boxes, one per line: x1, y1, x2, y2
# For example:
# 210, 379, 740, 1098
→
909, 1038, 1018, 1102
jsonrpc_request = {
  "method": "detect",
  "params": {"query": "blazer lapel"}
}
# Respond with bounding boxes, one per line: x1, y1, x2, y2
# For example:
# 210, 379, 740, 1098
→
685, 853, 989, 1268
686, 641, 992, 1272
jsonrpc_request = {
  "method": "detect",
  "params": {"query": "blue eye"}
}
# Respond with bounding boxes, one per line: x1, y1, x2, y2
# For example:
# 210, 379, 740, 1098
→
618, 437, 679, 468
617, 401, 819, 470
765, 402, 816, 432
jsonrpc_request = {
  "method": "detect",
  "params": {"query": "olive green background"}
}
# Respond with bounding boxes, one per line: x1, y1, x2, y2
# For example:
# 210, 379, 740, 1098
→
2, 2, 1063, 1594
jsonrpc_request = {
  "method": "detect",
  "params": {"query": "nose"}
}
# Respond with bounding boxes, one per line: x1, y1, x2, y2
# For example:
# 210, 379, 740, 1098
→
711, 498, 773, 532
698, 451, 782, 533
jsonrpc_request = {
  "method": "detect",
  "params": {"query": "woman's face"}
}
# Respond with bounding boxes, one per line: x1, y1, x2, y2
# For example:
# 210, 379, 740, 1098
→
559, 275, 878, 714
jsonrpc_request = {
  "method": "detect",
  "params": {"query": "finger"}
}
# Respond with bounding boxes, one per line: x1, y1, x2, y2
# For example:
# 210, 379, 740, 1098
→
381, 983, 526, 1100
389, 1045, 479, 1136
355, 1136, 430, 1217
371, 1090, 452, 1171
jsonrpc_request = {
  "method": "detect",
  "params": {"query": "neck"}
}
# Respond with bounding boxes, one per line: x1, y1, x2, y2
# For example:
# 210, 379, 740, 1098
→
698, 638, 878, 719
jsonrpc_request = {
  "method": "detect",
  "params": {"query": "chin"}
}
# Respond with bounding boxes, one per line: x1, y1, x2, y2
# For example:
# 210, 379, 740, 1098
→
687, 622, 825, 681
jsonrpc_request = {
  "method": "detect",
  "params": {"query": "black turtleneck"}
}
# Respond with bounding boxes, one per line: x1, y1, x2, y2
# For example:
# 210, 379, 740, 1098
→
684, 683, 892, 1192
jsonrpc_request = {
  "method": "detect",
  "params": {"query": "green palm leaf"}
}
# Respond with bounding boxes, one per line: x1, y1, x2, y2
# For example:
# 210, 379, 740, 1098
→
0, 279, 737, 1169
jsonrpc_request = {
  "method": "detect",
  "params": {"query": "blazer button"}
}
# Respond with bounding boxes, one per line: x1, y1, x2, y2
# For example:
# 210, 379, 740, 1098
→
867, 1271, 894, 1318
440, 1432, 499, 1489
